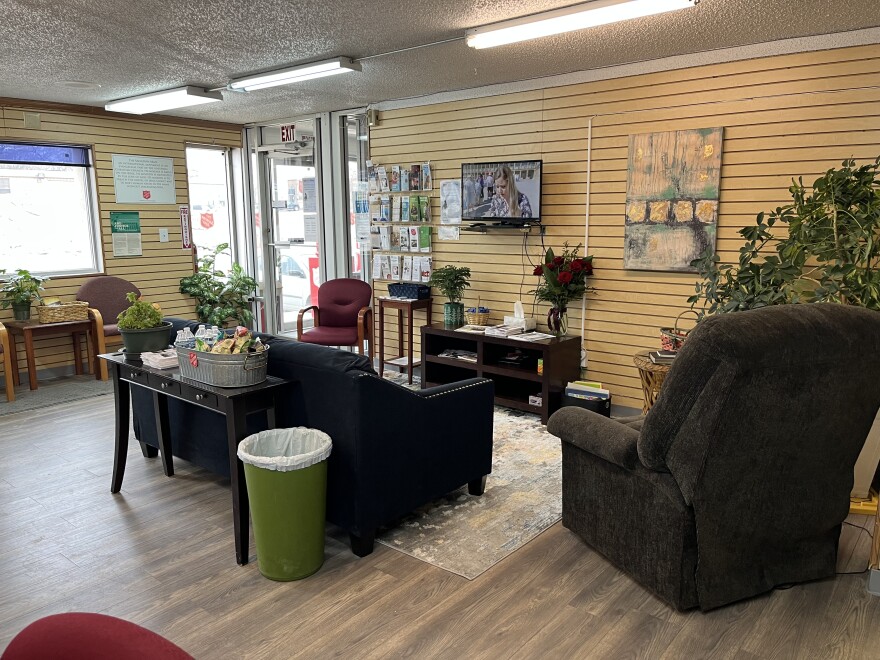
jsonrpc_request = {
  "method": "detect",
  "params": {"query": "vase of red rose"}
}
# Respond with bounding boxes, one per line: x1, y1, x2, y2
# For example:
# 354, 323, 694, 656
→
531, 243, 595, 338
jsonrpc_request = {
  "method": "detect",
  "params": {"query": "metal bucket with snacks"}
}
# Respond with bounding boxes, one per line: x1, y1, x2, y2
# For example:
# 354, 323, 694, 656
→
176, 327, 269, 387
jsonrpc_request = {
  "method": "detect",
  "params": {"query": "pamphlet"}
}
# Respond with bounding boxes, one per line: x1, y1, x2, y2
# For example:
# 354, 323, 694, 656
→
418, 225, 432, 252
390, 165, 401, 192
421, 162, 433, 191
410, 164, 421, 191
400, 196, 410, 222
401, 165, 410, 192
377, 166, 389, 192
402, 256, 413, 281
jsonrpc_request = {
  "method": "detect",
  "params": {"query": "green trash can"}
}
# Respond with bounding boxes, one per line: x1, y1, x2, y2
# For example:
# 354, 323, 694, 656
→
237, 427, 332, 581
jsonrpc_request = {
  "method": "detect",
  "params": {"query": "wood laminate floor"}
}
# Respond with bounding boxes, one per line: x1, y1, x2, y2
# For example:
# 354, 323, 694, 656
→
1, 395, 879, 659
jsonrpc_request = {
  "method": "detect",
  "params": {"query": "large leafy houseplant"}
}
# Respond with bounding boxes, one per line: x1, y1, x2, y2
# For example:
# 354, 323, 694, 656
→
179, 243, 257, 327
429, 265, 471, 326
531, 243, 595, 336
0, 269, 49, 320
689, 157, 880, 317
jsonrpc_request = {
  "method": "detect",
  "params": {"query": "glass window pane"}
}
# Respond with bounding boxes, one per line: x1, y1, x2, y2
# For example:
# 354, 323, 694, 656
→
0, 142, 90, 166
186, 146, 232, 272
0, 161, 99, 275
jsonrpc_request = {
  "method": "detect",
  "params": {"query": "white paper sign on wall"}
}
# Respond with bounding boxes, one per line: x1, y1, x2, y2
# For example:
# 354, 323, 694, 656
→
112, 154, 176, 204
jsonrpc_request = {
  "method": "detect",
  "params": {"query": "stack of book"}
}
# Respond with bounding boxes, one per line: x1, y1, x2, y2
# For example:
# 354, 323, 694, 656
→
484, 324, 524, 338
648, 350, 677, 365
565, 380, 610, 401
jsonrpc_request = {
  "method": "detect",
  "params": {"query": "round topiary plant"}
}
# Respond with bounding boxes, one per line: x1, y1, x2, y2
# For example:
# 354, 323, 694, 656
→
117, 292, 172, 354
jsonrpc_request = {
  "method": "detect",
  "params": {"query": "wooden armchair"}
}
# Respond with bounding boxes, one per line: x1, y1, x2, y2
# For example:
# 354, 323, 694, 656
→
296, 278, 374, 357
0, 321, 14, 402
76, 276, 141, 380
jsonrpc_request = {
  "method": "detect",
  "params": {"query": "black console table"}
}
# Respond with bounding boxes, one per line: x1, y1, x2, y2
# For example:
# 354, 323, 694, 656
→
421, 325, 581, 423
100, 352, 289, 565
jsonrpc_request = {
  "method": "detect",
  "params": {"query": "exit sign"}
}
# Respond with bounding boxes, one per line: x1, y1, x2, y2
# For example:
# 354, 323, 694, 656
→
280, 124, 295, 142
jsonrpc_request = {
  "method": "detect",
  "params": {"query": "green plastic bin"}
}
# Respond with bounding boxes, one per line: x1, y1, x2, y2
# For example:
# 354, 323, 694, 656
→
237, 428, 332, 581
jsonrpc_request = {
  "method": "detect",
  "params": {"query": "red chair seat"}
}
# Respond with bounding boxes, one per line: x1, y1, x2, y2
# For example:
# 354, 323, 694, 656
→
1, 612, 192, 659
300, 325, 359, 346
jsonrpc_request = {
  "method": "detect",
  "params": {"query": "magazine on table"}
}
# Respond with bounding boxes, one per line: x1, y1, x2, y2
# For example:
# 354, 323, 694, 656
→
455, 324, 489, 334
439, 348, 478, 362
508, 331, 555, 343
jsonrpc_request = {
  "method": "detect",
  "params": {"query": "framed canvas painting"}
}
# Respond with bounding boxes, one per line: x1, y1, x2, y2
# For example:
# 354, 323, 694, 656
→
624, 128, 723, 271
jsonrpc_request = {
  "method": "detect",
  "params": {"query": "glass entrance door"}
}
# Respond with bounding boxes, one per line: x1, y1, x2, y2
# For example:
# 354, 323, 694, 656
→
263, 124, 322, 335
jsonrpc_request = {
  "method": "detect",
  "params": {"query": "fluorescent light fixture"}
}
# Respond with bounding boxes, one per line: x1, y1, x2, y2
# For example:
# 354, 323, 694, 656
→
229, 57, 361, 92
466, 0, 698, 49
105, 86, 222, 114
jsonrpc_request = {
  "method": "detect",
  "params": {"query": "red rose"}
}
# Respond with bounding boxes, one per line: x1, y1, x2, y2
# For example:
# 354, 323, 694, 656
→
570, 260, 583, 272
552, 256, 564, 266
583, 263, 594, 276
547, 261, 557, 271
533, 264, 544, 276
558, 271, 573, 284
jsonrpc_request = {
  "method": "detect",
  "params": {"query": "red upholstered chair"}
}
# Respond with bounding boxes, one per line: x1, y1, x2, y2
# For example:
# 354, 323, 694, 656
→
0, 321, 14, 402
297, 278, 373, 356
76, 276, 141, 380
1, 612, 192, 659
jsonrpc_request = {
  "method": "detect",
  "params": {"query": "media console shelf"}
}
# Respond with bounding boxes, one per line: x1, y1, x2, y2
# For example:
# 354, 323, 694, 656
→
421, 324, 581, 424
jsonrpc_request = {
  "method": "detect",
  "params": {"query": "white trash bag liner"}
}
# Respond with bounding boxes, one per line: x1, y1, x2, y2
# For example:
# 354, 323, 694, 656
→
237, 427, 332, 472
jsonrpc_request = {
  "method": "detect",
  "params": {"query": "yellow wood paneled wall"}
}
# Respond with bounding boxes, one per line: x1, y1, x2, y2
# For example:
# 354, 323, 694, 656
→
369, 44, 880, 409
0, 102, 241, 377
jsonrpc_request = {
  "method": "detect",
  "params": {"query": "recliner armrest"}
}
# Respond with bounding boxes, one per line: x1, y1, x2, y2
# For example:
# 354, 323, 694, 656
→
548, 407, 641, 470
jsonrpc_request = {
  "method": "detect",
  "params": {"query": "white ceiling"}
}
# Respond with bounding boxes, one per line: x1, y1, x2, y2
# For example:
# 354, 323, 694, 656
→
2, 0, 880, 125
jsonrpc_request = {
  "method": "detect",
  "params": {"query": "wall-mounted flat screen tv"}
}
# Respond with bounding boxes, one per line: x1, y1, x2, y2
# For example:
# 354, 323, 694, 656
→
461, 160, 542, 224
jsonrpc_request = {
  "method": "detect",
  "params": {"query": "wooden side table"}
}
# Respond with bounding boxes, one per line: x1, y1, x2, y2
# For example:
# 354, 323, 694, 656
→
5, 318, 103, 390
378, 297, 432, 384
633, 350, 671, 413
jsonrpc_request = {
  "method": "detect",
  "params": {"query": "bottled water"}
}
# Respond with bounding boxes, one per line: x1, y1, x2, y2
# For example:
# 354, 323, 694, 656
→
195, 324, 207, 340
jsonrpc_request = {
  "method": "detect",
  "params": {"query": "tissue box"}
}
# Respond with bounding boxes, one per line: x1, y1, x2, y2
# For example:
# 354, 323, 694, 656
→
503, 316, 536, 331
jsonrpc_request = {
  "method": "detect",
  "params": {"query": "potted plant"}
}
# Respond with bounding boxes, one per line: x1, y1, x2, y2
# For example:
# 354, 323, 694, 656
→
0, 269, 49, 320
117, 292, 172, 354
687, 156, 880, 501
429, 265, 472, 326
179, 243, 257, 327
531, 243, 595, 336
688, 157, 880, 315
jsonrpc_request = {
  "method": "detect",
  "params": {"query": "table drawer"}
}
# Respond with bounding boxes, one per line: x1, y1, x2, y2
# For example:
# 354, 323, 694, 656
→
148, 373, 181, 396
179, 383, 219, 410
120, 366, 148, 385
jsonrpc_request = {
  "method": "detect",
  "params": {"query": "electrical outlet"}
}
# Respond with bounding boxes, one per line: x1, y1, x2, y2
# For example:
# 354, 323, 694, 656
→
158, 228, 169, 242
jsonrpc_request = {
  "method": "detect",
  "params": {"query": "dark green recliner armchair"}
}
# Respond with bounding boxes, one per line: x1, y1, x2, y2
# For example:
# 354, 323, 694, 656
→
549, 304, 880, 610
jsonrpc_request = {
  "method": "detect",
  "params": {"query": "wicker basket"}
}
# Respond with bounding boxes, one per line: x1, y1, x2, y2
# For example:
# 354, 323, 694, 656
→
659, 310, 699, 352
465, 297, 490, 325
175, 345, 269, 388
465, 310, 490, 325
37, 301, 89, 323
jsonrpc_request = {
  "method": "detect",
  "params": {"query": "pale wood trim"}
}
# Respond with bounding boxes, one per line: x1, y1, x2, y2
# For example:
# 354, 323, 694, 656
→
0, 321, 15, 402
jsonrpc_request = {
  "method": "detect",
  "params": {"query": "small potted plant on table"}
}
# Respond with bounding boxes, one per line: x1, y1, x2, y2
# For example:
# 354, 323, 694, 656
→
0, 269, 49, 321
117, 292, 173, 355
429, 265, 472, 327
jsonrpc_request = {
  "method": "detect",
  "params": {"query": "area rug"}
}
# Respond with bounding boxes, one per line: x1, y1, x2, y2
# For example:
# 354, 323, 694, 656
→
0, 375, 112, 416
376, 372, 562, 579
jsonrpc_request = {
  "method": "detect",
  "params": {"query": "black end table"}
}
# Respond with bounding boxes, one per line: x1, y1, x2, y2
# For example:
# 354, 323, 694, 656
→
100, 352, 290, 565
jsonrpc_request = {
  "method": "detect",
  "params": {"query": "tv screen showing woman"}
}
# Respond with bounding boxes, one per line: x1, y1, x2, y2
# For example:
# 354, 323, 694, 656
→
461, 160, 542, 223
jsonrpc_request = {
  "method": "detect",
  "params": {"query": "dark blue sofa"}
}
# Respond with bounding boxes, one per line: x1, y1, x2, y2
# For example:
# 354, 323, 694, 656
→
131, 318, 495, 556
